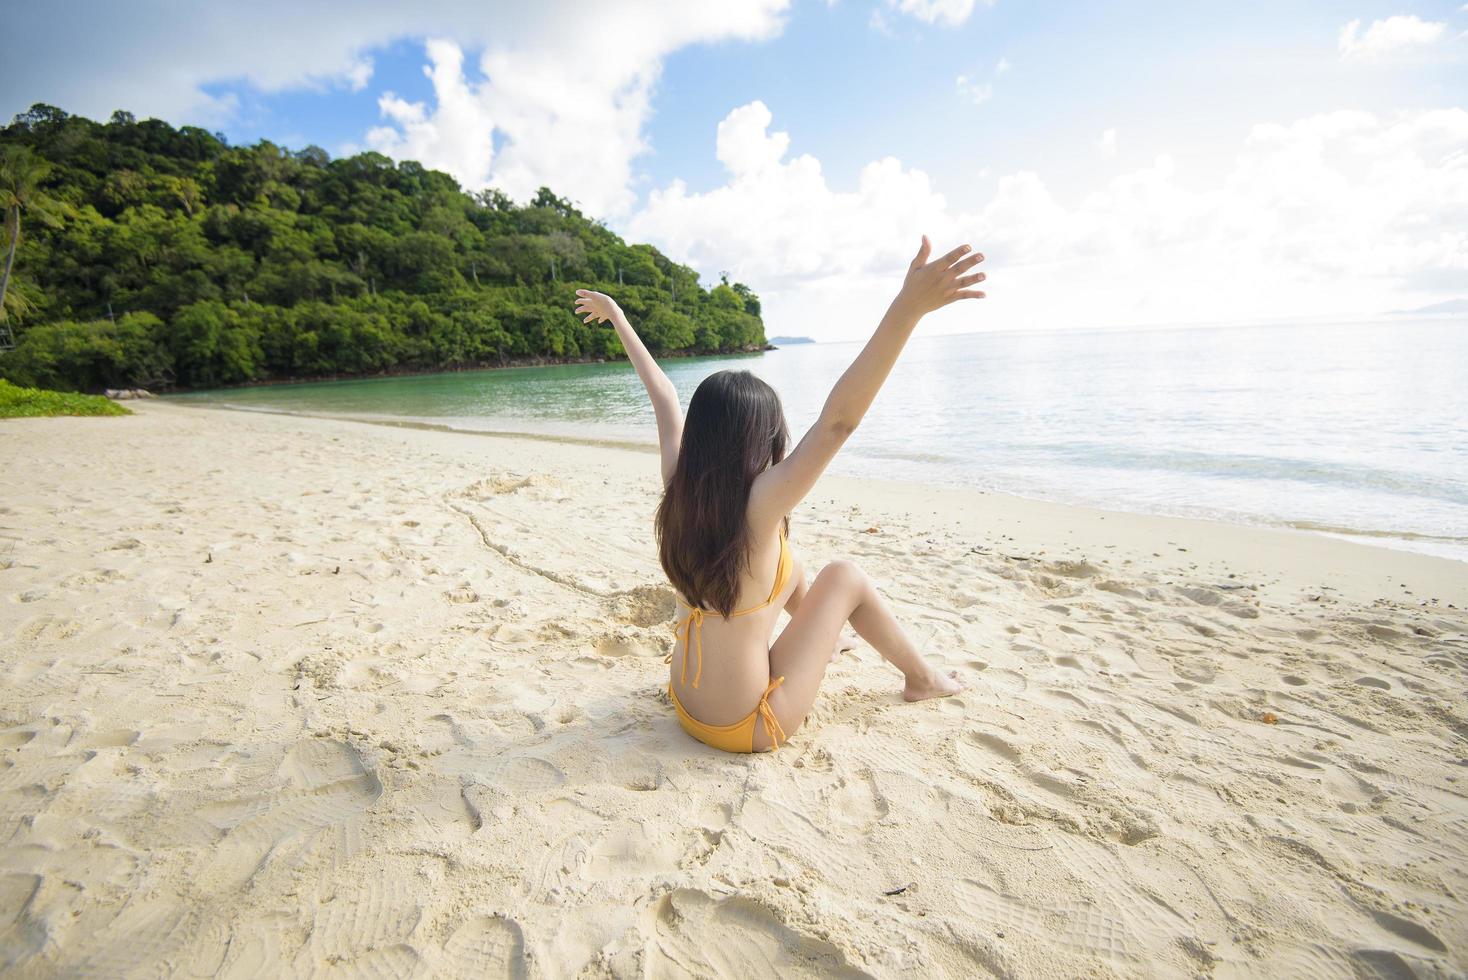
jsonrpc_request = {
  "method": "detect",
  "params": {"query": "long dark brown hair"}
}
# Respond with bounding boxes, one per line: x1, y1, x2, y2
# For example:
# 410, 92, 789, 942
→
656, 370, 789, 617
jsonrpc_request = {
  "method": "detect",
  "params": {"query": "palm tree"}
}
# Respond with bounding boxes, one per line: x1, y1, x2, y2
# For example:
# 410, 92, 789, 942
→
0, 145, 68, 326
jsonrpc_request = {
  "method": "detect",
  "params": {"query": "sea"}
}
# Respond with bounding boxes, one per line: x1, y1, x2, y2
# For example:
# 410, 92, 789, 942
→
168, 317, 1468, 562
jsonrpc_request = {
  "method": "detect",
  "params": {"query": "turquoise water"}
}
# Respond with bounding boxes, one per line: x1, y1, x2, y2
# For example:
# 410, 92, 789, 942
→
170, 318, 1468, 561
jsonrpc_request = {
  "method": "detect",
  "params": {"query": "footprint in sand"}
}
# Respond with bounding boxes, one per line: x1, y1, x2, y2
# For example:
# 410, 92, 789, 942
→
298, 876, 422, 967
983, 668, 1028, 693
17, 615, 83, 642
1041, 688, 1090, 710
954, 878, 1141, 964
461, 756, 567, 830
440, 915, 527, 978
1365, 908, 1448, 954
80, 729, 140, 749
194, 739, 382, 888
1354, 676, 1391, 690
0, 727, 36, 748
649, 889, 865, 978
587, 821, 689, 880
827, 770, 889, 832
57, 903, 197, 978
965, 730, 1022, 763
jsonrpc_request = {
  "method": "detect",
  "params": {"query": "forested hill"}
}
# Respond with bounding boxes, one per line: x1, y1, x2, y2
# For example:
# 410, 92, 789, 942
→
0, 104, 766, 392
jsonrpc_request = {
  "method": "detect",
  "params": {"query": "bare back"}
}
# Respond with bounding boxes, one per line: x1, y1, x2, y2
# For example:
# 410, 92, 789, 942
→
667, 527, 796, 725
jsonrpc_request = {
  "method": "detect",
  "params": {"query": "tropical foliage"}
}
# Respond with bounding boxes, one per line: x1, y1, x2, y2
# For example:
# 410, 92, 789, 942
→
0, 378, 129, 417
0, 105, 765, 391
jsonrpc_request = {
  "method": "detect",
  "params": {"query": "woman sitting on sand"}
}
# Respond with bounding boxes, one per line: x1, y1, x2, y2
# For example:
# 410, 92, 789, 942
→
573, 236, 985, 753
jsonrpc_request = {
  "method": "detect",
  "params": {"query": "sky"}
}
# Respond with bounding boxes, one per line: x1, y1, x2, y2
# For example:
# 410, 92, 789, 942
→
4, 0, 1468, 341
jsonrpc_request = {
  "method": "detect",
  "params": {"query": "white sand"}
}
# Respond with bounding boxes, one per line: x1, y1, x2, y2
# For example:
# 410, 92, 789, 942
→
2, 401, 1466, 978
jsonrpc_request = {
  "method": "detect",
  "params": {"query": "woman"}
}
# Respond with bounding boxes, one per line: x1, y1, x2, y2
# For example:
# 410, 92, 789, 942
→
574, 235, 984, 753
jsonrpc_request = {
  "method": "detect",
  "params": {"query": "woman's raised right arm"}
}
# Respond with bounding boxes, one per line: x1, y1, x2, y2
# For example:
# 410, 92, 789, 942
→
748, 236, 985, 530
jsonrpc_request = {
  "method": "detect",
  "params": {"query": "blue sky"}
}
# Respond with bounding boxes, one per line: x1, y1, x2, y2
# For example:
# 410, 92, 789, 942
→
187, 2, 1468, 203
5, 1, 1468, 337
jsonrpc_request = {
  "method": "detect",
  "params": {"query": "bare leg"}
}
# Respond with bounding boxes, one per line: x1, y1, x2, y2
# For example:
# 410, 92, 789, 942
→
781, 557, 851, 662
761, 560, 961, 747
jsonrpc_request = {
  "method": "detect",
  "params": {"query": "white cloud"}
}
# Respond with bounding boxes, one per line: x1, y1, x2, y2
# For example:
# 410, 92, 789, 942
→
955, 76, 994, 105
1, 1, 790, 215
367, 40, 496, 188
628, 103, 1468, 338
887, 0, 987, 27
1098, 128, 1118, 158
362, 5, 790, 216
958, 109, 1468, 326
1338, 14, 1446, 59
627, 101, 959, 339
955, 57, 1009, 106
8, 1, 1465, 336
1, 3, 437, 126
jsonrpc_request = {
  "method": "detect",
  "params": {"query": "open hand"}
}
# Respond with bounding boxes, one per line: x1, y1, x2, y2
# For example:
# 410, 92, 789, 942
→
897, 236, 986, 316
575, 289, 622, 325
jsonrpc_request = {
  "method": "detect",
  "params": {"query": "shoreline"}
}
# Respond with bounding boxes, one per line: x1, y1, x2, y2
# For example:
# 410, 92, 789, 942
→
3, 401, 1465, 975
154, 343, 773, 395
163, 397, 1468, 577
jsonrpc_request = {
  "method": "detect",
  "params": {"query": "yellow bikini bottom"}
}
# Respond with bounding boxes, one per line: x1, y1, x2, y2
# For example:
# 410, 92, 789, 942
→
667, 676, 787, 754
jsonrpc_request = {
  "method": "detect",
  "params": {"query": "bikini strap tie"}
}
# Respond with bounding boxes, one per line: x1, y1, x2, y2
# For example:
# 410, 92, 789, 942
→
757, 675, 787, 750
673, 607, 705, 688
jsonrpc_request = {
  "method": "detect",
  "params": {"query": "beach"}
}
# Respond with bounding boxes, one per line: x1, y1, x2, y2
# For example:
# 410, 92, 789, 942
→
3, 400, 1466, 976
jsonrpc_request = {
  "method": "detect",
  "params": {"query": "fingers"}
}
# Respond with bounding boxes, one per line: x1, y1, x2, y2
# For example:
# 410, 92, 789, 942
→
954, 271, 986, 289
934, 243, 972, 269
909, 234, 932, 271
943, 289, 986, 305
952, 252, 986, 275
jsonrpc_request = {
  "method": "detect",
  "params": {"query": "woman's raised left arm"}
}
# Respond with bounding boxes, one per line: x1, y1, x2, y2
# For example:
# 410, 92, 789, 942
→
575, 289, 683, 484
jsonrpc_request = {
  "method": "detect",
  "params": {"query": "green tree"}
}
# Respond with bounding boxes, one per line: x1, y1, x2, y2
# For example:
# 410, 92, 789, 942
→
0, 145, 69, 322
170, 300, 261, 386
0, 313, 171, 391
641, 306, 695, 351
0, 106, 765, 389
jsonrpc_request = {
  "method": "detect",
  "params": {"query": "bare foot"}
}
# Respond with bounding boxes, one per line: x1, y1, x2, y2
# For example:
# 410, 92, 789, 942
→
903, 669, 964, 702
830, 628, 861, 663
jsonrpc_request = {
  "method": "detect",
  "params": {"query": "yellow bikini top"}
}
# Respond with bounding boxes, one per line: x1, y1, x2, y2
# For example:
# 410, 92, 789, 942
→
669, 530, 793, 689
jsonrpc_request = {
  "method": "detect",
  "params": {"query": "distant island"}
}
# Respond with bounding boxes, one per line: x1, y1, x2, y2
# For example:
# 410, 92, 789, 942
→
768, 335, 815, 345
0, 104, 767, 393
